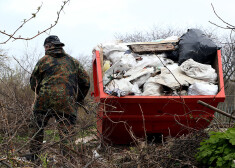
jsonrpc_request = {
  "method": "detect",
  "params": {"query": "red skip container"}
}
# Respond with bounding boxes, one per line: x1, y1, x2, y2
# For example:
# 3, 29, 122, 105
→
92, 50, 225, 144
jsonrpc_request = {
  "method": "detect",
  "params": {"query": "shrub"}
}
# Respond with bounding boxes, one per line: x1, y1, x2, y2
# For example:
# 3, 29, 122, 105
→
196, 127, 235, 168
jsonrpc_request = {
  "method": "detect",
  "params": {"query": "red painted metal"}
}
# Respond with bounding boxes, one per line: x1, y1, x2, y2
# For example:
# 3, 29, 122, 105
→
92, 50, 225, 144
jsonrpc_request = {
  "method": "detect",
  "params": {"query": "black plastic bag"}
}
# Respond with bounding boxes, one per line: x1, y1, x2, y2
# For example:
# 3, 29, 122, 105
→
165, 45, 179, 62
178, 29, 218, 65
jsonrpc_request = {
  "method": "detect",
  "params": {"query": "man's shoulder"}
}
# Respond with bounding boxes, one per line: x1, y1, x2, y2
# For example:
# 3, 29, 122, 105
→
65, 54, 80, 65
38, 55, 51, 62
32, 55, 54, 71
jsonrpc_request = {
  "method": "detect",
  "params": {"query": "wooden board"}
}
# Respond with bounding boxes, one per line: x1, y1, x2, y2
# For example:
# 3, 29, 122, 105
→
129, 43, 175, 53
127, 40, 179, 45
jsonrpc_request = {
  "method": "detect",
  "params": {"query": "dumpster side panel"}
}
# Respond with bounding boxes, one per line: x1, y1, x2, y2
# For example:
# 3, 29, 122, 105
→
99, 100, 216, 144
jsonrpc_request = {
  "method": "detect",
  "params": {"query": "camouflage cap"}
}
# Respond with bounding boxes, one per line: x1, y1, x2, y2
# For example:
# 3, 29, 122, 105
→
44, 35, 65, 47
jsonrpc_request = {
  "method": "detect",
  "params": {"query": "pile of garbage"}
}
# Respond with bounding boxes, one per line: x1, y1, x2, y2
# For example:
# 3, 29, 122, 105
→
97, 29, 219, 97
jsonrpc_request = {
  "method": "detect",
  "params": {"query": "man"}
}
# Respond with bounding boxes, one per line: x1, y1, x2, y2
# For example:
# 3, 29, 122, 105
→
27, 35, 90, 161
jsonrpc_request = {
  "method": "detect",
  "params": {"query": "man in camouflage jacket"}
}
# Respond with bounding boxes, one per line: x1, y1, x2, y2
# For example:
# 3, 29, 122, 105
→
28, 35, 90, 161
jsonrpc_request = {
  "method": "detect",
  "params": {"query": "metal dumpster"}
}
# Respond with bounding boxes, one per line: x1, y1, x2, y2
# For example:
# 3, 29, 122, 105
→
92, 50, 225, 144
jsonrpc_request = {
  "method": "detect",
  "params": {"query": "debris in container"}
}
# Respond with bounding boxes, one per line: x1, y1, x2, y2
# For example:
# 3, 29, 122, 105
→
103, 54, 136, 85
106, 78, 141, 96
188, 82, 218, 95
97, 29, 219, 96
100, 43, 130, 63
165, 49, 179, 62
102, 43, 129, 56
142, 77, 163, 96
129, 69, 152, 87
165, 62, 179, 71
161, 85, 189, 96
152, 67, 203, 90
125, 67, 154, 86
180, 59, 217, 83
103, 60, 111, 72
123, 54, 172, 77
104, 88, 126, 97
173, 89, 188, 96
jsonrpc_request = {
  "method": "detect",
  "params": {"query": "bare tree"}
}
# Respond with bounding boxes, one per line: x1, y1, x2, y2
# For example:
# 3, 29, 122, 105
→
115, 26, 183, 42
209, 3, 235, 83
209, 3, 235, 117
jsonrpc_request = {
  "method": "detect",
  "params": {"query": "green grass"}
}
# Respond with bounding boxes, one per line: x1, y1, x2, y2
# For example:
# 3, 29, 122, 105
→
45, 129, 60, 142
77, 127, 96, 138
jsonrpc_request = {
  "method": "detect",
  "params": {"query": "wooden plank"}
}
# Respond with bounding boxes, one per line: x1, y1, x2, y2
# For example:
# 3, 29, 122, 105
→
126, 39, 179, 45
129, 43, 175, 53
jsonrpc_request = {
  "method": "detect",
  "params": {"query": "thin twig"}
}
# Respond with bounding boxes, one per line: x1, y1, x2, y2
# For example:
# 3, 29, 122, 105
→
211, 3, 235, 29
139, 104, 147, 143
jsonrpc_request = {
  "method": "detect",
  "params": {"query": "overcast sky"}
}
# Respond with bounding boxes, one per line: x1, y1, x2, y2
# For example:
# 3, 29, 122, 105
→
0, 0, 235, 62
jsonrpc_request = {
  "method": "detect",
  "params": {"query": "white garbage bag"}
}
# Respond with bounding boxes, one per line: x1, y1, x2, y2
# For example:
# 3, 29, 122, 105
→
135, 53, 172, 68
105, 82, 142, 96
105, 54, 136, 77
154, 67, 204, 90
103, 74, 112, 86
106, 78, 134, 95
107, 51, 126, 63
101, 43, 129, 57
142, 77, 163, 96
132, 73, 152, 87
188, 82, 218, 95
166, 63, 179, 71
124, 54, 172, 77
125, 67, 154, 87
180, 59, 217, 83
131, 83, 142, 95
103, 54, 137, 86
104, 88, 126, 97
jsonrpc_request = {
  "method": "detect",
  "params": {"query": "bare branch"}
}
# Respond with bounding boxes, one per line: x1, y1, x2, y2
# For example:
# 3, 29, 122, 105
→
209, 3, 235, 31
12, 57, 31, 74
0, 0, 70, 44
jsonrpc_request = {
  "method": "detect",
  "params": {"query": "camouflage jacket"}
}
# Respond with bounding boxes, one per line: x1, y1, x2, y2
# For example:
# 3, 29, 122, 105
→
30, 46, 90, 116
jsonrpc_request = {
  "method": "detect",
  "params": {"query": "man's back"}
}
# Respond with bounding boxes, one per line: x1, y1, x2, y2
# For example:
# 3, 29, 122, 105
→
30, 46, 90, 115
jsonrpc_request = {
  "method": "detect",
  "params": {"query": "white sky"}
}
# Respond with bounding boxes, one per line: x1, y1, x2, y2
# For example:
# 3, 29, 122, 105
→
0, 0, 235, 63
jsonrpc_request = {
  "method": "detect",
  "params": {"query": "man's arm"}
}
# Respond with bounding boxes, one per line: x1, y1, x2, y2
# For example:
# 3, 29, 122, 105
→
30, 62, 41, 94
77, 63, 90, 102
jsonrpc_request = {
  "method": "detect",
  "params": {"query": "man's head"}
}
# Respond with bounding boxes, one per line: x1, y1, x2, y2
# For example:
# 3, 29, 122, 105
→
44, 35, 65, 51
